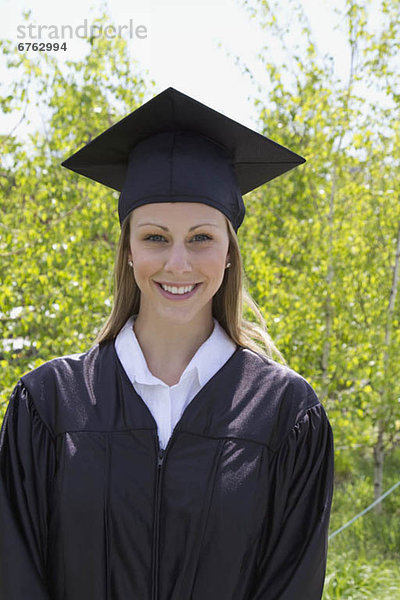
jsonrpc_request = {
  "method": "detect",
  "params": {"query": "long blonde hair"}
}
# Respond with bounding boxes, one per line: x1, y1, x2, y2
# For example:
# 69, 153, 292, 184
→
93, 212, 286, 364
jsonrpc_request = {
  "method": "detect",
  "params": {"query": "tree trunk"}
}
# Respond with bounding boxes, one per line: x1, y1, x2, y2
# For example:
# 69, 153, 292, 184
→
320, 176, 334, 401
373, 219, 400, 512
373, 420, 384, 514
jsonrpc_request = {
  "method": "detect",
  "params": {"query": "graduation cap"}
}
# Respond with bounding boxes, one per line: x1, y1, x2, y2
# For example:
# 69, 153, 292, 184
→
61, 87, 305, 231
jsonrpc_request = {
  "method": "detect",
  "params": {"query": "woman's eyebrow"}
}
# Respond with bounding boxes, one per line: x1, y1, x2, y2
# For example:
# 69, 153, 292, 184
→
137, 222, 219, 231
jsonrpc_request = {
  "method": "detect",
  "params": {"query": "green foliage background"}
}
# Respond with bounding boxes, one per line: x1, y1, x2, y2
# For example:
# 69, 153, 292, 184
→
1, 19, 153, 395
1, 1, 399, 597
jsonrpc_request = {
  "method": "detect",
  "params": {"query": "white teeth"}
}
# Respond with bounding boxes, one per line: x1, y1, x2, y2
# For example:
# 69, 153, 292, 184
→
160, 284, 196, 294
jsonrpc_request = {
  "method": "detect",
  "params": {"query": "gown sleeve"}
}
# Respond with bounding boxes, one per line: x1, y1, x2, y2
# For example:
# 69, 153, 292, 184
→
0, 380, 55, 599
250, 403, 334, 600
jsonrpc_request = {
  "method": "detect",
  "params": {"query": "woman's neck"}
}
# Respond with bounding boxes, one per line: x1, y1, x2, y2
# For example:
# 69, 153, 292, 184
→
132, 312, 215, 385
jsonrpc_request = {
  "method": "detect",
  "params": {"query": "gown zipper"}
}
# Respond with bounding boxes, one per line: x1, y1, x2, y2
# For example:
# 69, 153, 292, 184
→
151, 429, 178, 600
152, 439, 165, 600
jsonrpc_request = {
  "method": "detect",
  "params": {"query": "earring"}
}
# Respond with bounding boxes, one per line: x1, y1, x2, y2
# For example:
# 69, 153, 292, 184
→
225, 262, 231, 269
128, 260, 133, 268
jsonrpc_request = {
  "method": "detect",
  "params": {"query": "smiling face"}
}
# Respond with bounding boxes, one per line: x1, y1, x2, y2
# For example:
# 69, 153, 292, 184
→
128, 202, 230, 328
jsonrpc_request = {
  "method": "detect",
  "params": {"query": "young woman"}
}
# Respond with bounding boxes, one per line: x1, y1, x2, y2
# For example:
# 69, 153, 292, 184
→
0, 87, 334, 600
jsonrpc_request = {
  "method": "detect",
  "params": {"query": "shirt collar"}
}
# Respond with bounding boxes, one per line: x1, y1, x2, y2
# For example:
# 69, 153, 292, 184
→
115, 315, 237, 388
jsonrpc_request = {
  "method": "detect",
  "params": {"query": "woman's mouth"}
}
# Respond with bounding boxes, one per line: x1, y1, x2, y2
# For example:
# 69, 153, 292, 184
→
154, 281, 202, 300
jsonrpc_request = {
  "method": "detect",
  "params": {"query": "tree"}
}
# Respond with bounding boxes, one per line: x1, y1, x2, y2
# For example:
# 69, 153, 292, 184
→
0, 12, 153, 408
239, 0, 400, 504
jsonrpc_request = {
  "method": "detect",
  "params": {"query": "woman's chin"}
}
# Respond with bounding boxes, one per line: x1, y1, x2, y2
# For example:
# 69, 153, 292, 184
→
142, 304, 211, 328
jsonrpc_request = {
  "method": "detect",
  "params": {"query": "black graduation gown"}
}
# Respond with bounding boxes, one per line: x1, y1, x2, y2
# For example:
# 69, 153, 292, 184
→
0, 340, 334, 600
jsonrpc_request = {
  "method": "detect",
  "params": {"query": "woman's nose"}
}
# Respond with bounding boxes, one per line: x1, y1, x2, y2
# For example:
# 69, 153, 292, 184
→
164, 242, 192, 273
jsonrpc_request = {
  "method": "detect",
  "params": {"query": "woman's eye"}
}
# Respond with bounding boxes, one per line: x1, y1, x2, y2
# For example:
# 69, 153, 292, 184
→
192, 234, 212, 242
144, 234, 165, 242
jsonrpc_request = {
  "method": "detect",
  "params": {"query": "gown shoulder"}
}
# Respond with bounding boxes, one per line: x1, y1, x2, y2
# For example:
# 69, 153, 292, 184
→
0, 379, 56, 599
232, 348, 327, 450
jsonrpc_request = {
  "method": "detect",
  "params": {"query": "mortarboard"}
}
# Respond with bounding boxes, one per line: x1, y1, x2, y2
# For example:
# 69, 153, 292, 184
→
61, 87, 305, 231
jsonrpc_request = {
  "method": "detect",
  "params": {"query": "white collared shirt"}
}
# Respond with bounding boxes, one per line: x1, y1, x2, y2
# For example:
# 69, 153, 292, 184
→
115, 315, 237, 449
